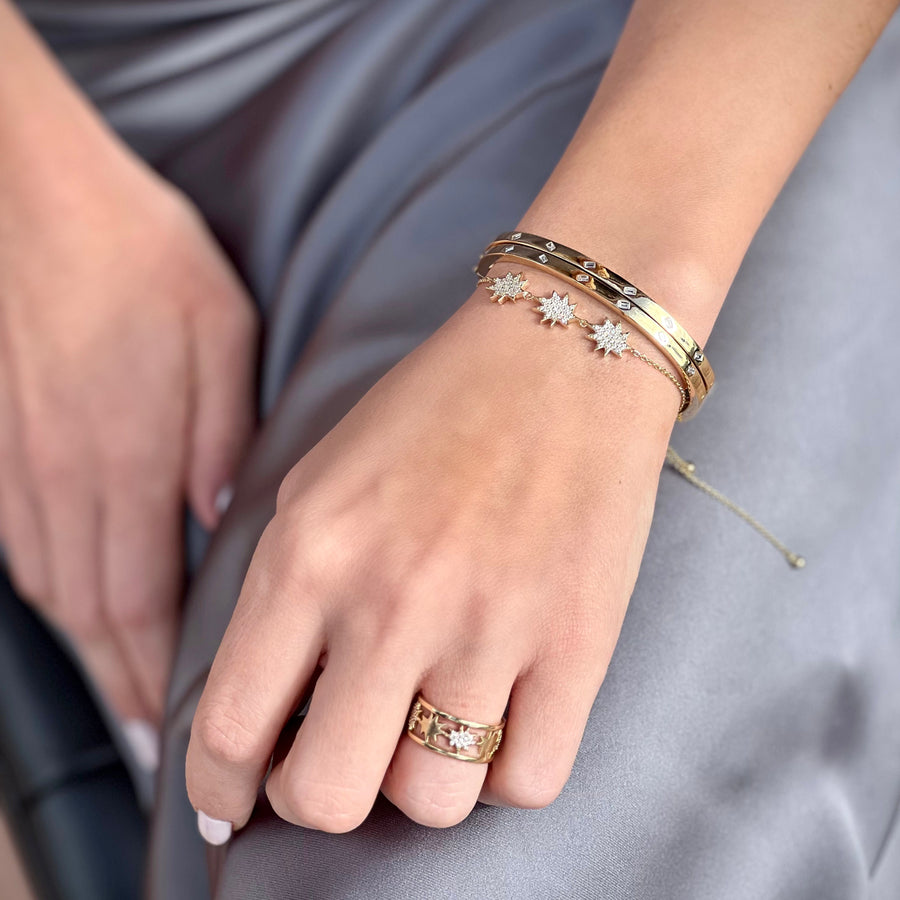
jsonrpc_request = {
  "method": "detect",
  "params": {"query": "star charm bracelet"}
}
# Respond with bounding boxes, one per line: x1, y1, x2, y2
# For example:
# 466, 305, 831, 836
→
477, 269, 689, 417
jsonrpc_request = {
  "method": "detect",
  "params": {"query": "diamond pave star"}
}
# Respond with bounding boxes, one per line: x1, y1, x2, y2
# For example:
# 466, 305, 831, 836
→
486, 271, 527, 304
534, 291, 577, 327
588, 318, 630, 356
448, 727, 478, 751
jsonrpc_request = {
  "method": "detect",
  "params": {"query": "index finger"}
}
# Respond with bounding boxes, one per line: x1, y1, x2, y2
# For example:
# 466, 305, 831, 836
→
185, 518, 326, 833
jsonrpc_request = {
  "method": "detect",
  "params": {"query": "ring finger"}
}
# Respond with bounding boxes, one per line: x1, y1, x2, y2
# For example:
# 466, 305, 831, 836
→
380, 657, 517, 828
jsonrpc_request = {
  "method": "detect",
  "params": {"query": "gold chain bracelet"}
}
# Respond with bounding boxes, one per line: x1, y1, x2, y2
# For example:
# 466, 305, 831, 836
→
477, 270, 689, 414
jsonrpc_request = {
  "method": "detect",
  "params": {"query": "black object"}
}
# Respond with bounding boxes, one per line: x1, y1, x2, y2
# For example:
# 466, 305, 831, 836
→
0, 569, 147, 900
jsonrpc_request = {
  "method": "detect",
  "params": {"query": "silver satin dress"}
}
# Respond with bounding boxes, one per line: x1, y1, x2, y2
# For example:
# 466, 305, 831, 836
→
17, 1, 900, 897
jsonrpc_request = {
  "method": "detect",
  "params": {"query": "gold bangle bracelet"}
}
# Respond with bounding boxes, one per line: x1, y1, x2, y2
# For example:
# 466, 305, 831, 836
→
488, 231, 715, 397
476, 239, 714, 419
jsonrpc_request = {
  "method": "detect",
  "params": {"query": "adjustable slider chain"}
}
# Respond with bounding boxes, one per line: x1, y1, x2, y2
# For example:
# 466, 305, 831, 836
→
664, 448, 806, 569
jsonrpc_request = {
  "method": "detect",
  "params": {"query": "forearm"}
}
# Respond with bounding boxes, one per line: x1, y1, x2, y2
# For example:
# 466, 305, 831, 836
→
0, 1, 155, 219
518, 0, 899, 346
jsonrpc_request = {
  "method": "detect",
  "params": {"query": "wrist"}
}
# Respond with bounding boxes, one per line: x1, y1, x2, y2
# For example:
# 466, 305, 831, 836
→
0, 1, 177, 229
449, 274, 682, 453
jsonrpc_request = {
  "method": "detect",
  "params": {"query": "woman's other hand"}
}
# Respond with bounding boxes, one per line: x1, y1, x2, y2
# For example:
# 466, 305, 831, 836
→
185, 268, 684, 835
0, 135, 258, 722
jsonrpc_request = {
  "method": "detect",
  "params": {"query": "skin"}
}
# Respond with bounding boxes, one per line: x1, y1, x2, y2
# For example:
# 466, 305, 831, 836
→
190, 269, 683, 832
1, 0, 897, 835
0, 2, 258, 720
186, 0, 900, 833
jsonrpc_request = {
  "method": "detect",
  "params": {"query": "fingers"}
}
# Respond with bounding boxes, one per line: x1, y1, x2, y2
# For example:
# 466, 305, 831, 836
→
479, 655, 605, 809
265, 631, 422, 833
185, 285, 258, 530
0, 353, 176, 721
100, 460, 184, 720
186, 522, 326, 831
380, 658, 517, 828
39, 465, 148, 718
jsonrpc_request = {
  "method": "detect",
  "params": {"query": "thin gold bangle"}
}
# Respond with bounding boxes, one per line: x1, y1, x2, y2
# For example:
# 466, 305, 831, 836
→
489, 231, 715, 397
476, 240, 713, 419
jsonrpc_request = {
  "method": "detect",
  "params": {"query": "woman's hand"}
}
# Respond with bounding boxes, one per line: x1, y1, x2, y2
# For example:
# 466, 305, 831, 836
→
0, 146, 258, 722
185, 268, 681, 835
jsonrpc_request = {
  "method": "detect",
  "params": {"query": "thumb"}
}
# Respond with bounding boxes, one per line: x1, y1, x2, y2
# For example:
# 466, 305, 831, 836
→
186, 292, 258, 530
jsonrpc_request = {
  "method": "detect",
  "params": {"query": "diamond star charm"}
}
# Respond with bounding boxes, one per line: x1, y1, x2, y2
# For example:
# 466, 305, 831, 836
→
534, 291, 577, 327
485, 271, 527, 304
587, 318, 630, 356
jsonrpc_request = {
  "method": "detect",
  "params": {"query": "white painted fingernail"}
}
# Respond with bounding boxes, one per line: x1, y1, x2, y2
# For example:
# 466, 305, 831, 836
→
197, 810, 233, 845
122, 719, 160, 772
214, 484, 235, 517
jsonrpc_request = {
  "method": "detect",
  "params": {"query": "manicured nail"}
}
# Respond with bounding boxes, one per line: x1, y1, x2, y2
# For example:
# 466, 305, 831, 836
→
197, 810, 233, 845
122, 719, 160, 771
214, 484, 235, 517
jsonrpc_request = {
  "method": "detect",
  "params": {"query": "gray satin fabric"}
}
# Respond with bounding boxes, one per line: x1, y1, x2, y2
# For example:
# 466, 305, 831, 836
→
20, 1, 900, 897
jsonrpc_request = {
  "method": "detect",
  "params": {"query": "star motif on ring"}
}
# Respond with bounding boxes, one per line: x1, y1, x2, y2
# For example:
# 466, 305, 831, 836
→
587, 318, 630, 356
418, 709, 445, 743
486, 271, 528, 304
534, 291, 577, 327
407, 701, 422, 732
447, 727, 480, 751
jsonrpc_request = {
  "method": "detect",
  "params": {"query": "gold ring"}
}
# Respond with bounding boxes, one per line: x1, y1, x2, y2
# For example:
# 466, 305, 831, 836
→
405, 694, 505, 763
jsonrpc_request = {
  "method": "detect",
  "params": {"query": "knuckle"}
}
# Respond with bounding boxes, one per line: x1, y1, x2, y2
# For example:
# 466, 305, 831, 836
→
298, 524, 353, 587
274, 470, 306, 516
242, 518, 319, 609
397, 778, 476, 828
266, 508, 356, 594
395, 553, 460, 606
193, 703, 266, 769
272, 776, 370, 833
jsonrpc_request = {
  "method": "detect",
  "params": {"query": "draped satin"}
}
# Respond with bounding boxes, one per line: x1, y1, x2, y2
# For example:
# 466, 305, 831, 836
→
16, 1, 900, 897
